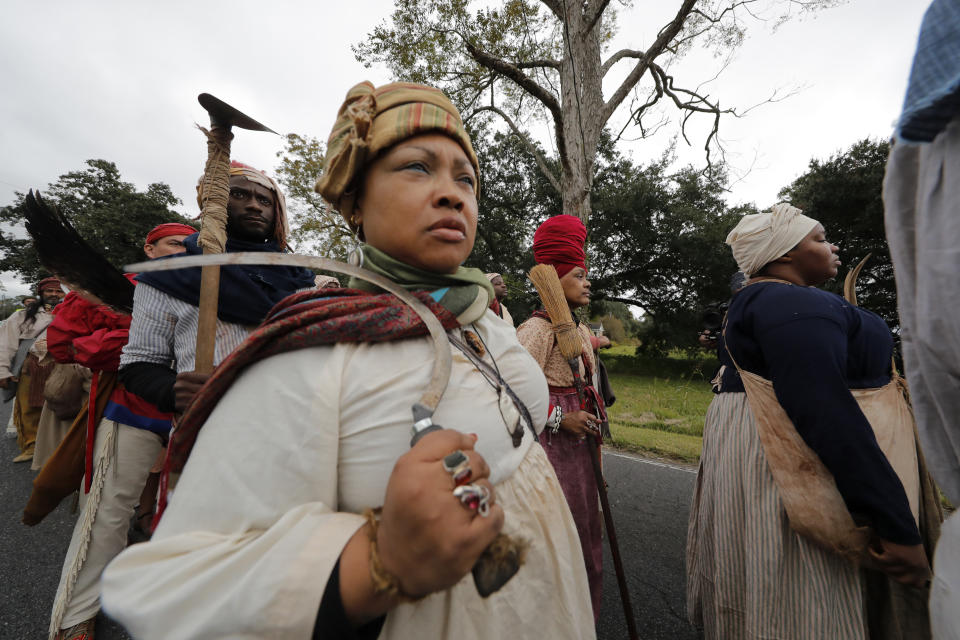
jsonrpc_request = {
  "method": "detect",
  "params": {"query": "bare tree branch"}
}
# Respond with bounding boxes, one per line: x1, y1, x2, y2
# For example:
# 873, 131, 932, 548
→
540, 0, 563, 19
651, 63, 729, 166
459, 36, 570, 169
596, 296, 649, 314
461, 39, 561, 119
469, 105, 563, 194
601, 48, 643, 76
516, 59, 561, 69
602, 0, 699, 121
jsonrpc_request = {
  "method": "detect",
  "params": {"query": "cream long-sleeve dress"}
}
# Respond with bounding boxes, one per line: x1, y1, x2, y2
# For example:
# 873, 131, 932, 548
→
101, 311, 595, 640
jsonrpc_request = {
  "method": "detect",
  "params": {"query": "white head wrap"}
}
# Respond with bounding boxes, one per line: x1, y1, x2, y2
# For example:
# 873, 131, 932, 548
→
725, 203, 819, 276
485, 272, 501, 281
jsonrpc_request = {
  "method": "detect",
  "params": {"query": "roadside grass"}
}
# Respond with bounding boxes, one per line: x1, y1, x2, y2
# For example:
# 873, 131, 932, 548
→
600, 347, 715, 463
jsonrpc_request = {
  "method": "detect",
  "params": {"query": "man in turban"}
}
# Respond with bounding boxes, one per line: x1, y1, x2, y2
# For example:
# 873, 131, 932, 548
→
118, 161, 314, 417
143, 223, 197, 259
0, 276, 64, 461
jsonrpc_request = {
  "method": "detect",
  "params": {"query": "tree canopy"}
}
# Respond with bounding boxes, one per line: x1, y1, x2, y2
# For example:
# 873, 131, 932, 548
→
0, 159, 191, 284
456, 124, 747, 349
587, 144, 748, 353
778, 138, 896, 331
356, 0, 839, 228
273, 134, 354, 259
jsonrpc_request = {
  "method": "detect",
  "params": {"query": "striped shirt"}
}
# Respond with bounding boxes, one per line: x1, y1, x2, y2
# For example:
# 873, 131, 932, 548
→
120, 284, 254, 373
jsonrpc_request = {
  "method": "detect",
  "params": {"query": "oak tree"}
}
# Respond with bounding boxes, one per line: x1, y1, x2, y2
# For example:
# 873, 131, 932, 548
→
0, 160, 190, 283
356, 0, 839, 229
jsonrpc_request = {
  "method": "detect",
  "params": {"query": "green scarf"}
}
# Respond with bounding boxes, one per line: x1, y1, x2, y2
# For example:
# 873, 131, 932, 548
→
347, 245, 494, 326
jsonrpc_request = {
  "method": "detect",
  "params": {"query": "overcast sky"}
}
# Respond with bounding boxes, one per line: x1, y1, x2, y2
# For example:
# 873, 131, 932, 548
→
0, 0, 929, 296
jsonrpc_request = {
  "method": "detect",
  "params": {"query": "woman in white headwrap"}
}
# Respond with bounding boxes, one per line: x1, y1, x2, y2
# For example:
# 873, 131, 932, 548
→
485, 273, 514, 327
686, 204, 940, 639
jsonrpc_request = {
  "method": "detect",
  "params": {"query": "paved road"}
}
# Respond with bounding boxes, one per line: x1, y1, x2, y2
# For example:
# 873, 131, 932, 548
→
0, 398, 699, 639
595, 451, 700, 640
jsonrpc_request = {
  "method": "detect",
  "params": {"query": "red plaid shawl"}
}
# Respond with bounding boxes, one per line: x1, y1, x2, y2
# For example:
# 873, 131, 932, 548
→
155, 288, 460, 524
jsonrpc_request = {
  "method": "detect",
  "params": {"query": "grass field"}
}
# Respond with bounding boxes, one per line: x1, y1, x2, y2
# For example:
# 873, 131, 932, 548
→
600, 347, 715, 462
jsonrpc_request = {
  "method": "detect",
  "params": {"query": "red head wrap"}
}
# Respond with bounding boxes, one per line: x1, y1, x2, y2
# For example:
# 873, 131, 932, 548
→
533, 215, 587, 278
146, 223, 198, 245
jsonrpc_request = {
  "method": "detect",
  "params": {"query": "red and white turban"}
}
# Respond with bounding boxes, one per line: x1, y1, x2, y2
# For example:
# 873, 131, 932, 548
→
145, 223, 197, 245
533, 214, 587, 278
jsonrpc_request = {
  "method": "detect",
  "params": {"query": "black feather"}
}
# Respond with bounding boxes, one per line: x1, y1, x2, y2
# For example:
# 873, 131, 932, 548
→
22, 190, 135, 313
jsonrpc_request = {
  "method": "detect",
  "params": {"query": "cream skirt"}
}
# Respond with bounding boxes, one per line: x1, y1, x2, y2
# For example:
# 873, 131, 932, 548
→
381, 441, 597, 639
686, 392, 866, 640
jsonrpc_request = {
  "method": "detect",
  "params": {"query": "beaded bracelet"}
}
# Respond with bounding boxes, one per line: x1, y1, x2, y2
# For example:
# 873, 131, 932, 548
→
363, 508, 425, 603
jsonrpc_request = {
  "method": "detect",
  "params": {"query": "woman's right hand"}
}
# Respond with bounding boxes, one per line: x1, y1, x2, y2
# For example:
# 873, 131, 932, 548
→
378, 429, 503, 596
869, 539, 931, 587
339, 430, 502, 624
560, 409, 600, 439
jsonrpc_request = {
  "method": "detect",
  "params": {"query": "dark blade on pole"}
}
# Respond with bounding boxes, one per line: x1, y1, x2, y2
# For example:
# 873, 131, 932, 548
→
198, 93, 277, 133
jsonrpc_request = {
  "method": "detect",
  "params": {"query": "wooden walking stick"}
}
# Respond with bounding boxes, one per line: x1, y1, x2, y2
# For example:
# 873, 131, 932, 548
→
193, 93, 277, 373
528, 263, 639, 640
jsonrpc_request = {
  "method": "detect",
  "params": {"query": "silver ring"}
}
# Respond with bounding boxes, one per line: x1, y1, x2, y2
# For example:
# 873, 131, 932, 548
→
442, 450, 472, 485
453, 483, 491, 517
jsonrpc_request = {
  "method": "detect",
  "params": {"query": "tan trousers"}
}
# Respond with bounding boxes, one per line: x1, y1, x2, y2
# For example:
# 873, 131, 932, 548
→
32, 403, 75, 471
13, 371, 42, 454
51, 419, 162, 632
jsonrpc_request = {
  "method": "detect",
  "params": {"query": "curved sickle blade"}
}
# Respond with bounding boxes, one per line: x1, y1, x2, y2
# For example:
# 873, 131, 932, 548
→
842, 253, 872, 307
198, 93, 277, 133
126, 252, 450, 420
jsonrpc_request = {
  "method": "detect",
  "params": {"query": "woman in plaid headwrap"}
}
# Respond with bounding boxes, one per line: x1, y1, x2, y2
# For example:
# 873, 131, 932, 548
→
102, 82, 595, 640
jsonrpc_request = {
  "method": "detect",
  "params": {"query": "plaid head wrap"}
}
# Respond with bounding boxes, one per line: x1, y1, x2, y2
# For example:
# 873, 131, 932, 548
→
315, 81, 479, 229
196, 160, 290, 249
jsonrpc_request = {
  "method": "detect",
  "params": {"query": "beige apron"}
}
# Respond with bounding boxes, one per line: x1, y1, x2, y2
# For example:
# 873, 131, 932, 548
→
733, 363, 922, 559
725, 278, 941, 560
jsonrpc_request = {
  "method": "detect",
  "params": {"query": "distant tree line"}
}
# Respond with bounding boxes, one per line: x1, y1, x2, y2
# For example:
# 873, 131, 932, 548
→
0, 139, 892, 357
0, 159, 192, 284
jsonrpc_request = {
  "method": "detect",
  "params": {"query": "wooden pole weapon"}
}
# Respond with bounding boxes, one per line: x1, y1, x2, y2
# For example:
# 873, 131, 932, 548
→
193, 93, 277, 374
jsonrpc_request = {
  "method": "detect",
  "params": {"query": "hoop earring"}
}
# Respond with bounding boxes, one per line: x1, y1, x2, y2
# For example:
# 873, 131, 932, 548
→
347, 223, 364, 268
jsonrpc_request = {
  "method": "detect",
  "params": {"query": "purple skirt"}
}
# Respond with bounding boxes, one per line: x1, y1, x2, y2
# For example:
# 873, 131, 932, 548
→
543, 388, 603, 621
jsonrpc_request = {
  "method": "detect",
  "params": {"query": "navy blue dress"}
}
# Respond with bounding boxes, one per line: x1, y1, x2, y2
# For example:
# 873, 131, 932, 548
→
725, 281, 920, 545
713, 332, 744, 394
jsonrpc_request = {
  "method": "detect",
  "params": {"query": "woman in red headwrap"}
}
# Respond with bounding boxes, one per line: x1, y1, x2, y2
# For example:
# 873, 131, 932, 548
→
517, 214, 606, 620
